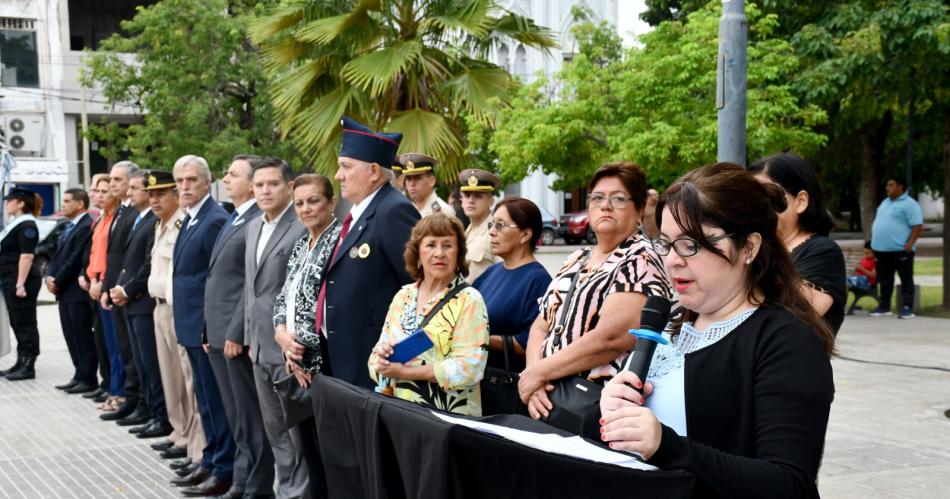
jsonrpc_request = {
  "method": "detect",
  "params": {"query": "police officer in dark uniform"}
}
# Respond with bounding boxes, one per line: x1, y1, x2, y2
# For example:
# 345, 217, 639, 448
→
0, 188, 43, 380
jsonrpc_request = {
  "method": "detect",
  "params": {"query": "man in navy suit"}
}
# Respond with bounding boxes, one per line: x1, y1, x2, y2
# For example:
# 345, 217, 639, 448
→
110, 170, 169, 440
46, 188, 97, 393
170, 155, 235, 497
317, 117, 420, 390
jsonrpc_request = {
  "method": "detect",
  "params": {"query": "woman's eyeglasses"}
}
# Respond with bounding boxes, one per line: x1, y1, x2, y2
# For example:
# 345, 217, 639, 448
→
488, 221, 520, 231
652, 234, 733, 257
588, 194, 633, 209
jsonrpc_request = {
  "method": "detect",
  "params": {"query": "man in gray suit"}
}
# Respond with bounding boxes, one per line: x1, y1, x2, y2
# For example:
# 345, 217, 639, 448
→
244, 158, 309, 499
204, 155, 275, 499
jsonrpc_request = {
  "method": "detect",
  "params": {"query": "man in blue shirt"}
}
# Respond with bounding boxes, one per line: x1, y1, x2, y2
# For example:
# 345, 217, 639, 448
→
870, 177, 923, 318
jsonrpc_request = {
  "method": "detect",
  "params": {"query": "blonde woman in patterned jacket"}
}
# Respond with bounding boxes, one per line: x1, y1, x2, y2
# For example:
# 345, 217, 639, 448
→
274, 174, 342, 387
369, 214, 490, 416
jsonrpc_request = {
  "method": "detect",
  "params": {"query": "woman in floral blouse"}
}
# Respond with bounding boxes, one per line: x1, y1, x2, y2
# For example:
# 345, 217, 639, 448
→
369, 214, 490, 416
274, 174, 342, 387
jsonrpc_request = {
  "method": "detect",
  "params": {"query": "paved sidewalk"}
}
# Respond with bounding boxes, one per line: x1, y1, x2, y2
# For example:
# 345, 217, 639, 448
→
1, 305, 949, 497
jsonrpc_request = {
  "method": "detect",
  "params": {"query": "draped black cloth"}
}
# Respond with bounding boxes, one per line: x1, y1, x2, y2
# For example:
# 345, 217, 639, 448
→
311, 375, 694, 499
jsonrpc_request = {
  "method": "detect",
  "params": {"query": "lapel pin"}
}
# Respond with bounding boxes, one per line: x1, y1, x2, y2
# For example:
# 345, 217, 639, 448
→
357, 243, 371, 259
349, 247, 359, 259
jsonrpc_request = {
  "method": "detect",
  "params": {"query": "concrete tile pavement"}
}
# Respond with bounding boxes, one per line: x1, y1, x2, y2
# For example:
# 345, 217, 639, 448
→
2, 304, 949, 498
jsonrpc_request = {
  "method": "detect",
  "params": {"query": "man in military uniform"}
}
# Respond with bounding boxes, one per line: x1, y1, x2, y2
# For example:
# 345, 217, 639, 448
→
399, 153, 455, 218
458, 168, 501, 282
143, 170, 206, 474
390, 162, 406, 193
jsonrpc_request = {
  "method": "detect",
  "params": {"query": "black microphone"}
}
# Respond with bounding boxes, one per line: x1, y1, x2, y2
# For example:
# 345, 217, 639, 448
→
625, 296, 672, 390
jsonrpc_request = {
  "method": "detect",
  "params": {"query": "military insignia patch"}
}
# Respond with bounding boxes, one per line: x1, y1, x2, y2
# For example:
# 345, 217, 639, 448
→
431, 202, 441, 212
175, 219, 182, 229
148, 174, 157, 186
23, 227, 37, 240
467, 174, 479, 187
406, 160, 415, 169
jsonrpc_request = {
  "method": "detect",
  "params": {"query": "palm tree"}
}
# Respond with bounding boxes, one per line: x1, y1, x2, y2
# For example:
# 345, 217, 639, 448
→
249, 0, 557, 183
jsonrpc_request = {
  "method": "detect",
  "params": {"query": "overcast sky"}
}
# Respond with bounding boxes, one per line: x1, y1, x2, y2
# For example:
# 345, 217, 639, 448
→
617, 0, 652, 46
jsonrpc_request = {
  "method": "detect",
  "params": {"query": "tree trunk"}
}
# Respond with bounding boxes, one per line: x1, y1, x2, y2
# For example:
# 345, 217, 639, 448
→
858, 115, 893, 240
858, 133, 880, 241
942, 106, 949, 310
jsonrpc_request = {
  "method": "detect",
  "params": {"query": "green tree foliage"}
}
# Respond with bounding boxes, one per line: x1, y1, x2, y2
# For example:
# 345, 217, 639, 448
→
248, 0, 557, 184
81, 0, 300, 174
486, 5, 826, 191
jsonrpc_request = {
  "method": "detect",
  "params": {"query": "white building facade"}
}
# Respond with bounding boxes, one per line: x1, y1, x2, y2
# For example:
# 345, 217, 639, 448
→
496, 0, 619, 218
0, 0, 142, 215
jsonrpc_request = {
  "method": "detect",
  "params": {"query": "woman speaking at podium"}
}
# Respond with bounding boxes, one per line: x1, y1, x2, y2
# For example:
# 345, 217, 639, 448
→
600, 164, 835, 498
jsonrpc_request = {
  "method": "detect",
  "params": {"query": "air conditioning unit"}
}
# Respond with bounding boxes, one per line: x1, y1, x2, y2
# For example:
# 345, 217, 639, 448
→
2, 113, 45, 157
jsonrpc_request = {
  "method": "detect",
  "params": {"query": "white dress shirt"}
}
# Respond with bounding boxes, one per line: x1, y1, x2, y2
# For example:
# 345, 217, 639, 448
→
256, 203, 292, 265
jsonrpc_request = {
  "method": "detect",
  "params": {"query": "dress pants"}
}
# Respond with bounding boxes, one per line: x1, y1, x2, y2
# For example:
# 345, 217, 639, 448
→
186, 345, 236, 481
58, 300, 97, 385
113, 307, 140, 404
208, 347, 275, 495
92, 305, 111, 392
874, 250, 916, 310
126, 313, 167, 424
0, 274, 41, 357
253, 361, 310, 499
153, 303, 204, 461
98, 307, 126, 396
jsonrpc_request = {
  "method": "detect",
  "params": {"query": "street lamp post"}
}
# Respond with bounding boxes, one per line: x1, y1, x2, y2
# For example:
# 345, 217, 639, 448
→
716, 0, 748, 166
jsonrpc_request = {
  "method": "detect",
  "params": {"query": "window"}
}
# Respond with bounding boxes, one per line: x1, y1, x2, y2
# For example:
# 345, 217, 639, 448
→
0, 19, 39, 88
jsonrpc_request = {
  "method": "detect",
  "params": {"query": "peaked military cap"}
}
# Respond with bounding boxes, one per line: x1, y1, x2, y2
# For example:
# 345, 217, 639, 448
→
144, 170, 176, 191
458, 169, 500, 193
398, 153, 438, 176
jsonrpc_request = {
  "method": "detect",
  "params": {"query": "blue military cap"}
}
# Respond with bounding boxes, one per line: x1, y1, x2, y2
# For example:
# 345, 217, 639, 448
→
339, 116, 402, 169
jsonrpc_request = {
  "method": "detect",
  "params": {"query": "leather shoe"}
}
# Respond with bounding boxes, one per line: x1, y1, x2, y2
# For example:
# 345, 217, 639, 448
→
116, 407, 151, 427
210, 487, 245, 499
150, 439, 175, 451
92, 392, 109, 403
83, 387, 106, 399
129, 420, 154, 434
137, 422, 173, 439
161, 446, 188, 460
99, 402, 136, 421
180, 476, 231, 497
55, 379, 79, 390
169, 458, 193, 470
170, 467, 210, 487
176, 462, 200, 477
64, 382, 97, 394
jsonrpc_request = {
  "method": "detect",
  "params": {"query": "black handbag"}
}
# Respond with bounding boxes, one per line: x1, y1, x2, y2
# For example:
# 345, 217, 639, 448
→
480, 335, 524, 416
541, 249, 604, 438
273, 372, 313, 429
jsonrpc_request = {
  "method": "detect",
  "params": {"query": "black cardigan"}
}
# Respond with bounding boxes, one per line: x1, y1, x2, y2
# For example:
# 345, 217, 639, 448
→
648, 306, 834, 498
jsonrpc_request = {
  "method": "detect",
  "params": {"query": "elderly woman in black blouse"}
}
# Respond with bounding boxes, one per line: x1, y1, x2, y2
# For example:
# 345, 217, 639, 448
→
274, 174, 342, 387
601, 164, 835, 498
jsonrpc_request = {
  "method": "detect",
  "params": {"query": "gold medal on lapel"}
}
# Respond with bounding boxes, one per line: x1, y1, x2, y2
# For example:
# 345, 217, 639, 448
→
358, 243, 371, 258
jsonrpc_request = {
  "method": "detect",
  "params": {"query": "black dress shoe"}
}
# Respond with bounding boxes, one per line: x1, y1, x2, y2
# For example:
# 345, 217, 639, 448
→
92, 393, 109, 403
176, 462, 200, 477
64, 382, 97, 394
211, 486, 246, 499
55, 380, 79, 390
137, 422, 173, 439
161, 446, 188, 460
180, 476, 231, 497
129, 420, 154, 434
83, 387, 106, 399
150, 439, 175, 451
170, 466, 210, 487
169, 457, 193, 470
99, 402, 136, 421
116, 408, 151, 427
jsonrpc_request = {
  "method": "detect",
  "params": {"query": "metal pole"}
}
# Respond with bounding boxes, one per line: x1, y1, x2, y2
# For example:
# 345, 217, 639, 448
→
716, 0, 748, 166
80, 87, 91, 187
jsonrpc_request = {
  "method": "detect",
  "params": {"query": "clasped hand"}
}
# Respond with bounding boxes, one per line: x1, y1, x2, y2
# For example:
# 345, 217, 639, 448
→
372, 340, 408, 378
599, 371, 662, 460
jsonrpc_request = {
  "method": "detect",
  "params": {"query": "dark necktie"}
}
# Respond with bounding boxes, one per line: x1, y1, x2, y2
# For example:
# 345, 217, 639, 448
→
314, 213, 353, 335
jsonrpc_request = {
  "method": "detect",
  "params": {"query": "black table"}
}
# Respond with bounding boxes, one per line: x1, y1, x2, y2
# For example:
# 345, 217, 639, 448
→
311, 375, 694, 498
